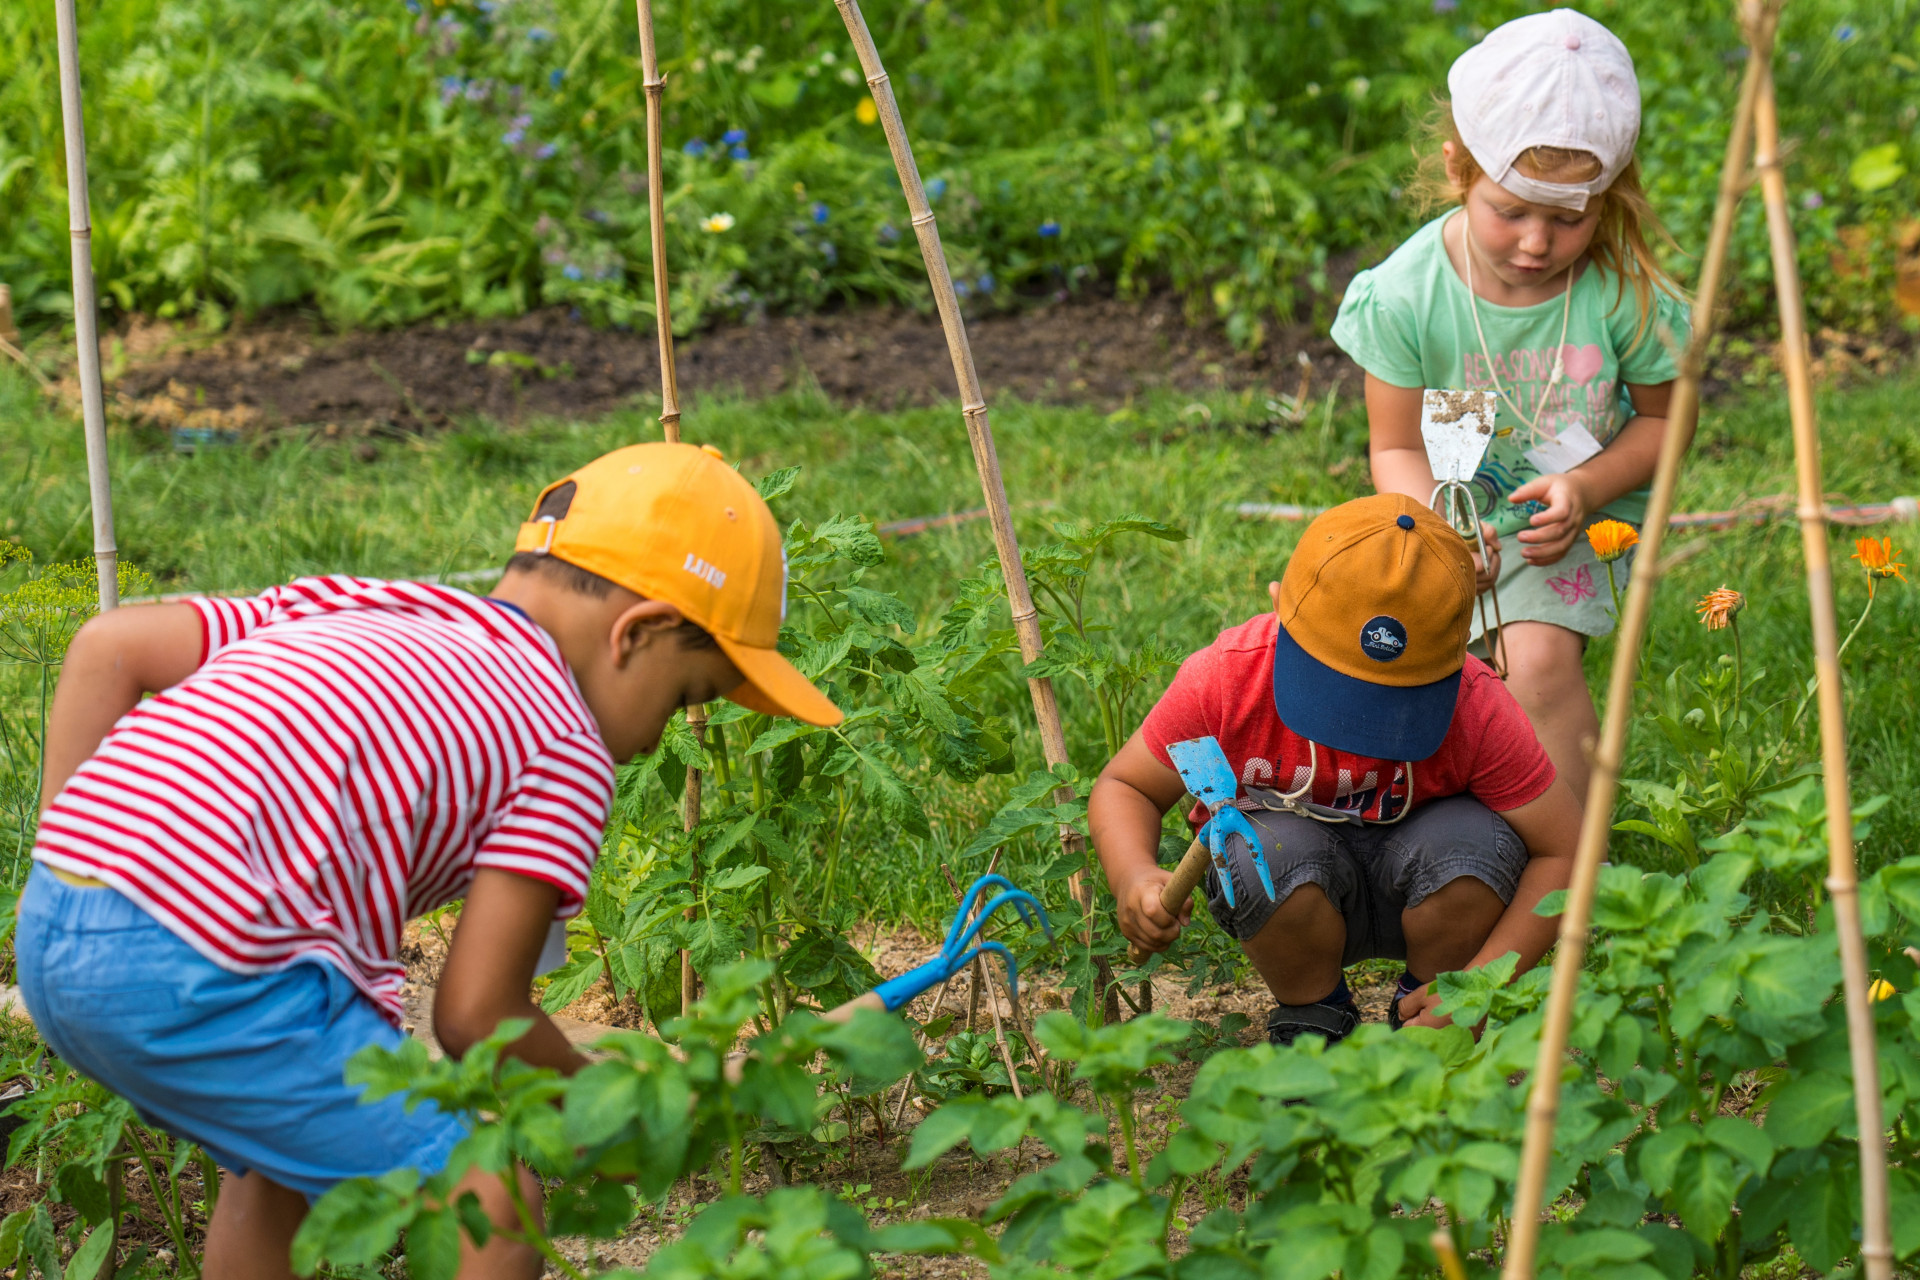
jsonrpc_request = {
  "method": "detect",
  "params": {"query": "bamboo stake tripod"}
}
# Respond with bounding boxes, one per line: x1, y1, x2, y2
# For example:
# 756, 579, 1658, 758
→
1502, 3, 1890, 1275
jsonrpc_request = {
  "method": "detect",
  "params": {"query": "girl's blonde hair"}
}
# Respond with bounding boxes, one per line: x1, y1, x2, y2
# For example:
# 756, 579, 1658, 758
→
1411, 101, 1686, 352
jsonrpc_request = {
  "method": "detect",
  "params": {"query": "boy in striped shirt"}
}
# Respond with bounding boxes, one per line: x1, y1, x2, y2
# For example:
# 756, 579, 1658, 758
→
20, 442, 841, 1279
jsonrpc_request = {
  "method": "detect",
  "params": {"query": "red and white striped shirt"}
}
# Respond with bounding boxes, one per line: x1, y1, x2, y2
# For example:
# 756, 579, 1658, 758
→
33, 577, 614, 1025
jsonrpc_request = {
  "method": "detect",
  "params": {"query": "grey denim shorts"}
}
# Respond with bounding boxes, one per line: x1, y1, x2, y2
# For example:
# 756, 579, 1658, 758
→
1200, 794, 1527, 965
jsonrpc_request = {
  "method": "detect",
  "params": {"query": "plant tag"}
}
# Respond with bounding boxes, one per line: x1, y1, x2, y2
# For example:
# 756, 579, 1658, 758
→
535, 919, 570, 976
1524, 423, 1605, 475
1419, 389, 1499, 484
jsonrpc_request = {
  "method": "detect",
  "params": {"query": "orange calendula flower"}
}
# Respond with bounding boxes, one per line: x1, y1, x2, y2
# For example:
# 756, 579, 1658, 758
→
1587, 520, 1639, 564
1695, 586, 1745, 630
1852, 536, 1908, 582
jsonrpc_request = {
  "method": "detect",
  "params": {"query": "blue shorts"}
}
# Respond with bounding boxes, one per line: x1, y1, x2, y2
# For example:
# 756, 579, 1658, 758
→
14, 866, 465, 1199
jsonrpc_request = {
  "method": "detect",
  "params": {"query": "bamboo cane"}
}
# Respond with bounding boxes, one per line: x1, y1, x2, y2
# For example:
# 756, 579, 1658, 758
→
829, 0, 1100, 979
1501, 9, 1774, 1274
630, 0, 705, 1011
634, 0, 682, 444
53, 0, 119, 612
1750, 42, 1893, 1279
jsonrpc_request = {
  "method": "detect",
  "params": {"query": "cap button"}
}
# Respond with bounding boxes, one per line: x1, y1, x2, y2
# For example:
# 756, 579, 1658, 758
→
1396, 514, 1415, 530
1565, 34, 1581, 49
700, 443, 726, 460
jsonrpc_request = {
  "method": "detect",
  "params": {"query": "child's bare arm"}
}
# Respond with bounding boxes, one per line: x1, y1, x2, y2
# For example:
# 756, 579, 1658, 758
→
1365, 374, 1501, 591
42, 602, 204, 811
435, 869, 590, 1075
1508, 379, 1675, 565
1090, 731, 1193, 953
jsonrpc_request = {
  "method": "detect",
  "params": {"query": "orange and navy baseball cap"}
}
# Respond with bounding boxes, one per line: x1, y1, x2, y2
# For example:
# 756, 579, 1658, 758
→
1270, 494, 1475, 760
514, 442, 842, 727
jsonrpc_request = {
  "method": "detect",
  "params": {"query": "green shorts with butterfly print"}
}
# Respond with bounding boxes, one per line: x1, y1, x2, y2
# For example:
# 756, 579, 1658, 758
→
1467, 517, 1640, 645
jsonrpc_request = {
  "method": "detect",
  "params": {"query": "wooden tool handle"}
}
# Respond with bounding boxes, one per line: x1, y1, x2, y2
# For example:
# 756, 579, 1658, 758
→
1127, 836, 1209, 964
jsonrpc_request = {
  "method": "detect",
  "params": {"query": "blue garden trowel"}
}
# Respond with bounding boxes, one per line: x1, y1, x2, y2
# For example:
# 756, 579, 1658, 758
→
1126, 735, 1276, 962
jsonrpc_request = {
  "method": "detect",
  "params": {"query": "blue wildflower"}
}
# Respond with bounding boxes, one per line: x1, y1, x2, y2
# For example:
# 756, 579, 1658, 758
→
722, 128, 748, 145
549, 68, 565, 88
684, 138, 708, 156
535, 142, 557, 159
1803, 191, 1825, 209
1038, 220, 1061, 238
730, 145, 750, 160
977, 273, 995, 293
925, 176, 948, 200
955, 280, 972, 298
563, 264, 584, 280
405, 0, 421, 13
811, 202, 830, 224
1835, 23, 1856, 41
476, 0, 495, 11
820, 241, 838, 264
504, 127, 525, 146
527, 26, 552, 40
877, 222, 900, 244
1432, 0, 1457, 11
586, 208, 611, 224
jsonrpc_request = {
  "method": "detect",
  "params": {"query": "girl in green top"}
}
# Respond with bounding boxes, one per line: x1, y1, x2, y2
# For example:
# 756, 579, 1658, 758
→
1330, 9, 1689, 804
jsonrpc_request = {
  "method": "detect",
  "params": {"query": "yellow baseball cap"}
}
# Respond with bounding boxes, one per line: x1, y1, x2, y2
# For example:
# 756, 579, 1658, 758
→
514, 442, 843, 727
1271, 494, 1475, 760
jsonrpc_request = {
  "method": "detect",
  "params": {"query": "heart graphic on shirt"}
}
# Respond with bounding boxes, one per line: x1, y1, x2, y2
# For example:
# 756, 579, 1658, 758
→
1560, 342, 1604, 384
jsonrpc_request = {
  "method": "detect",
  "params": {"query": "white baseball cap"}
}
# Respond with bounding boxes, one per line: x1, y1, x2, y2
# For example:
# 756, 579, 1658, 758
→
1447, 8, 1640, 212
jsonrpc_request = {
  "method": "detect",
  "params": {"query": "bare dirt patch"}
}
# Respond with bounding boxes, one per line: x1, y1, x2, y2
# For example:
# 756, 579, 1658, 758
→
104, 294, 1358, 435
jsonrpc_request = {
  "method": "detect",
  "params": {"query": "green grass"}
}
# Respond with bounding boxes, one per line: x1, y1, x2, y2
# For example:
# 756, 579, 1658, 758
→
4, 363, 1918, 921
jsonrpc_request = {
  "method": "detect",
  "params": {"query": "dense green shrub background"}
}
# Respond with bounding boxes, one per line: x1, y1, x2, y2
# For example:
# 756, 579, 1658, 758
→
2, 0, 1915, 343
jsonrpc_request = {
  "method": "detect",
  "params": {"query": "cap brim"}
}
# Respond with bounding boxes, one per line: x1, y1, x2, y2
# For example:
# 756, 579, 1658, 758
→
1270, 621, 1459, 761
714, 636, 844, 727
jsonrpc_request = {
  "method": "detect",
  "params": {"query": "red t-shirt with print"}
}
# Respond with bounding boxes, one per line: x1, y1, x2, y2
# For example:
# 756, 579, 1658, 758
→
1139, 614, 1555, 825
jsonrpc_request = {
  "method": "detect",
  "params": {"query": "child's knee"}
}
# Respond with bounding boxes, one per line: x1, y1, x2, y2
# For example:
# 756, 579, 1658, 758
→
1201, 817, 1353, 942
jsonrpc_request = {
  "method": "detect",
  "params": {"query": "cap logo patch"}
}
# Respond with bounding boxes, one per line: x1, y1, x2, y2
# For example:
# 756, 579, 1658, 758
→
1359, 615, 1408, 662
683, 552, 727, 590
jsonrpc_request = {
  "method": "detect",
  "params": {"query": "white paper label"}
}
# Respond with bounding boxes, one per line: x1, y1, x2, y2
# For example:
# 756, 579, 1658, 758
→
535, 919, 571, 976
1524, 423, 1605, 475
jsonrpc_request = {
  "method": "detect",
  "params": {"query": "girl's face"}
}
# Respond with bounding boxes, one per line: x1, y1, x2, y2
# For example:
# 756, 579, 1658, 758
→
1445, 142, 1604, 292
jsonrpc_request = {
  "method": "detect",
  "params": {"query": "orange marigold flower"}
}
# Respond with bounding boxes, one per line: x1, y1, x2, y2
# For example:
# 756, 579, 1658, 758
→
1695, 586, 1745, 630
1586, 519, 1639, 564
1852, 536, 1908, 582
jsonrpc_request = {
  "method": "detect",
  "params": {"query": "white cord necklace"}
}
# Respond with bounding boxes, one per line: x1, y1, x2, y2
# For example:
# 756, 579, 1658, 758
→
1461, 208, 1577, 446
1252, 739, 1416, 827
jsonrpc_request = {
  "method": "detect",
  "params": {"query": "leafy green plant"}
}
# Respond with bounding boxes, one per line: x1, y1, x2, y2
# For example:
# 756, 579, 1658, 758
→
0, 1053, 219, 1278
292, 959, 924, 1276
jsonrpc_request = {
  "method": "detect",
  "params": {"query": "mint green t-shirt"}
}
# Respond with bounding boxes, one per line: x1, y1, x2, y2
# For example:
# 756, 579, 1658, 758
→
1330, 212, 1690, 526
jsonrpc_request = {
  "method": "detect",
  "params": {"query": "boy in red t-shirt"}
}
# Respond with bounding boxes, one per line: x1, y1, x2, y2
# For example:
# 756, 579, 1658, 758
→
1091, 494, 1578, 1045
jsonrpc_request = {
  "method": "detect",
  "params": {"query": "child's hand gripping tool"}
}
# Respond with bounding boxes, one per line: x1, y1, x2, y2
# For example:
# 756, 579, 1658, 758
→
1421, 388, 1509, 678
1125, 735, 1275, 964
825, 874, 1052, 1022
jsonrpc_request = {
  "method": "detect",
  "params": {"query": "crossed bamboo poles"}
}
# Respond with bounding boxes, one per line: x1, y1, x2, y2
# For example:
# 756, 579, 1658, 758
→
1503, 3, 1889, 1276
627, 0, 1095, 1017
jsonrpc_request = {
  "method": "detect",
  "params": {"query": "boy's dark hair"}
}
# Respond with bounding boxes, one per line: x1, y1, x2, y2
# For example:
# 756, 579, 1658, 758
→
503, 481, 718, 650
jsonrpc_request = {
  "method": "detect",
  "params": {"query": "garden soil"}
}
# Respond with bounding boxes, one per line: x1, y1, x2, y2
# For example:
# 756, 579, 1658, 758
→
100, 293, 1361, 434
92, 295, 1914, 443
397, 917, 1401, 1277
